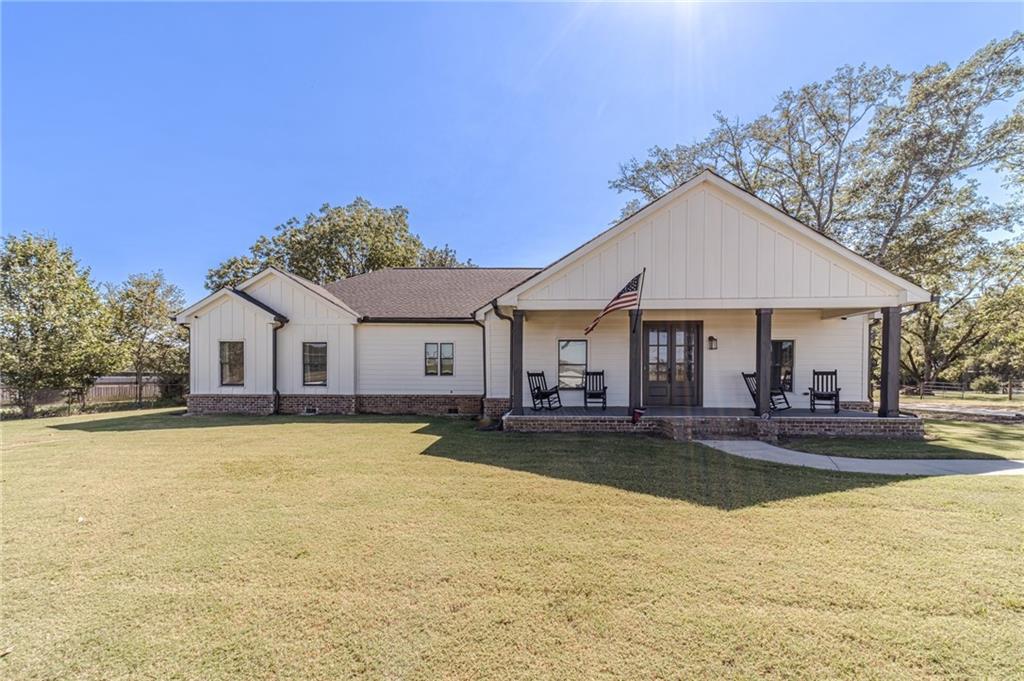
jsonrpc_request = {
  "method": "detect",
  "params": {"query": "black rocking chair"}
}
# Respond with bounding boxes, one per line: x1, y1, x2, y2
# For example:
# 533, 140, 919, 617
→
527, 371, 562, 411
584, 371, 607, 410
809, 370, 841, 413
742, 371, 792, 414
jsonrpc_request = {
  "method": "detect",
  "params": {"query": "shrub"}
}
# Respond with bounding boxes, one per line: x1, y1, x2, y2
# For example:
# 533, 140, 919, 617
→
970, 375, 1002, 394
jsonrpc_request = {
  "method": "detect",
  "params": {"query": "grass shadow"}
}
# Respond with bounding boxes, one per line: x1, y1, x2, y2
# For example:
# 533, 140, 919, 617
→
47, 410, 902, 510
414, 421, 898, 511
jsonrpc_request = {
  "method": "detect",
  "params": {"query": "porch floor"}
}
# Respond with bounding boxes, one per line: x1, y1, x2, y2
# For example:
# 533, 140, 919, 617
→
521, 406, 880, 419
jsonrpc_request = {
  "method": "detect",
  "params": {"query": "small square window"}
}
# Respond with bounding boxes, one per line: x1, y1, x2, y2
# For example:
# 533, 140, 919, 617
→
425, 342, 454, 376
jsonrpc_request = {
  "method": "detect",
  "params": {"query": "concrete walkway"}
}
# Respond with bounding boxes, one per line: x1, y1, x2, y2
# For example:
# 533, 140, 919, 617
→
698, 440, 1024, 476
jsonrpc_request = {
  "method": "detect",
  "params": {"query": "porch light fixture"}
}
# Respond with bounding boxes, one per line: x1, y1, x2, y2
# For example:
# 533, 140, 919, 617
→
707, 336, 718, 351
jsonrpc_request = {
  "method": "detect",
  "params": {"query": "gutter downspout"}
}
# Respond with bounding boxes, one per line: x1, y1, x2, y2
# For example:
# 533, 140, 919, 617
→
272, 319, 286, 414
490, 300, 514, 412
471, 315, 487, 416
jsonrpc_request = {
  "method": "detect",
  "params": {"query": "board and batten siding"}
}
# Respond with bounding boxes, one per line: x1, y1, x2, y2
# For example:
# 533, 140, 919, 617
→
518, 183, 902, 309
188, 296, 274, 395
355, 324, 484, 395
246, 275, 357, 394
514, 310, 868, 409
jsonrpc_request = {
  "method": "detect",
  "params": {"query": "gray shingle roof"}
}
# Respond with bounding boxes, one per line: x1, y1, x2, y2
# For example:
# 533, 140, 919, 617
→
323, 268, 540, 319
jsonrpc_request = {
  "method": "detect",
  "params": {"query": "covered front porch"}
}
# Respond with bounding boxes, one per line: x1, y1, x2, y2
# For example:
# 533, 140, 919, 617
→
506, 306, 904, 418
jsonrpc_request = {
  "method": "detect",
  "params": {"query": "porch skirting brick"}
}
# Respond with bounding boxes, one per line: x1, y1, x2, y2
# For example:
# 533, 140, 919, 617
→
187, 394, 275, 416
483, 398, 512, 419
278, 394, 356, 415
355, 394, 482, 416
503, 413, 924, 442
502, 415, 666, 436
839, 401, 874, 412
768, 416, 923, 441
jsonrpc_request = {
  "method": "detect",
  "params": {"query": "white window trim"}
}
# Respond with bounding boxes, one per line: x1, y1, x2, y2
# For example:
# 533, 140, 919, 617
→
557, 338, 588, 390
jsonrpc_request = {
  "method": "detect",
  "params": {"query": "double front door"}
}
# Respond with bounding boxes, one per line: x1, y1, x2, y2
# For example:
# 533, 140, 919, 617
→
643, 321, 702, 407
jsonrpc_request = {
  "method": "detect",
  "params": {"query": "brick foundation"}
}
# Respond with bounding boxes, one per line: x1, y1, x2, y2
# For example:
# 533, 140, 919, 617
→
502, 413, 924, 442
840, 401, 874, 412
189, 393, 480, 416
278, 394, 356, 415
187, 394, 275, 416
355, 394, 482, 416
483, 398, 512, 419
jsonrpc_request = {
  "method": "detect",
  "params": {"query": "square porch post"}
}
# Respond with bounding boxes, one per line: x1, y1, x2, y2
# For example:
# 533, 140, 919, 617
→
878, 306, 901, 417
511, 309, 524, 415
629, 309, 643, 410
755, 308, 773, 416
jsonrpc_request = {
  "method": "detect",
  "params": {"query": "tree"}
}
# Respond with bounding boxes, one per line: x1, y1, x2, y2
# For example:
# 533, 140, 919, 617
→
612, 33, 1024, 388
0, 234, 117, 417
106, 272, 188, 404
974, 242, 1024, 395
205, 198, 472, 290
419, 244, 475, 268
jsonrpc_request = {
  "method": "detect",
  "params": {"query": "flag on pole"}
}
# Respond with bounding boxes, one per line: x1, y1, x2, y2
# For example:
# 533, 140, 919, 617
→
584, 271, 644, 335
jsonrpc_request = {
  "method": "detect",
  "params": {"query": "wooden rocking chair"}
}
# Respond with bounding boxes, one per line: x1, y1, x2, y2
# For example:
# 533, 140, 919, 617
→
809, 370, 841, 413
742, 371, 791, 414
584, 371, 607, 410
527, 371, 562, 411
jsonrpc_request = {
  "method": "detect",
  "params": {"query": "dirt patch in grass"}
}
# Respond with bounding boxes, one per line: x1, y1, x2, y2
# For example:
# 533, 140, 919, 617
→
3, 409, 1022, 679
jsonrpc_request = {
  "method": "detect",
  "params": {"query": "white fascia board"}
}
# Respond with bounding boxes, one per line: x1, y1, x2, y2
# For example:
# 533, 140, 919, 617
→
497, 170, 930, 307
238, 266, 361, 319
174, 288, 279, 324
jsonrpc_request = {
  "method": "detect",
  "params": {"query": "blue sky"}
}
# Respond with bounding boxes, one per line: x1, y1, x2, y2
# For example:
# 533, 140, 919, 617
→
4, 2, 1021, 302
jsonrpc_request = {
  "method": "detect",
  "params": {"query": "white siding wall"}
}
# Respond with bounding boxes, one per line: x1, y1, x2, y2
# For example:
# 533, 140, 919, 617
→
519, 184, 901, 309
514, 310, 868, 408
356, 324, 484, 395
246, 276, 357, 394
645, 310, 868, 408
520, 311, 630, 408
188, 297, 274, 395
485, 311, 511, 399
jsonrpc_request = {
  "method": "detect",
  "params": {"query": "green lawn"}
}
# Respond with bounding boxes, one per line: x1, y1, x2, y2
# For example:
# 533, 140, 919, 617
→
902, 391, 1022, 410
785, 420, 1024, 460
3, 409, 1022, 679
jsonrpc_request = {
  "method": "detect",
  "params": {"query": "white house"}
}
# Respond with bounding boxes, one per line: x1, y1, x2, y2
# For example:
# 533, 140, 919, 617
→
176, 171, 931, 438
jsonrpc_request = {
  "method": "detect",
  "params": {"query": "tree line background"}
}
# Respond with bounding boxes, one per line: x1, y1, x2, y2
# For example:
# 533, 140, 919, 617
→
3, 33, 1022, 417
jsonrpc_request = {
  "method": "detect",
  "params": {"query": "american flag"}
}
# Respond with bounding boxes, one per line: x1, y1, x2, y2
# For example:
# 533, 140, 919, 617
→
584, 271, 644, 335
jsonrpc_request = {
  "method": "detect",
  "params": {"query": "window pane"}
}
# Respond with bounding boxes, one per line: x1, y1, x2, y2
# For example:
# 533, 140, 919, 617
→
424, 343, 438, 375
558, 340, 586, 364
559, 364, 585, 389
557, 340, 587, 389
771, 340, 795, 392
440, 357, 454, 376
440, 343, 454, 359
220, 341, 244, 385
303, 342, 327, 385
